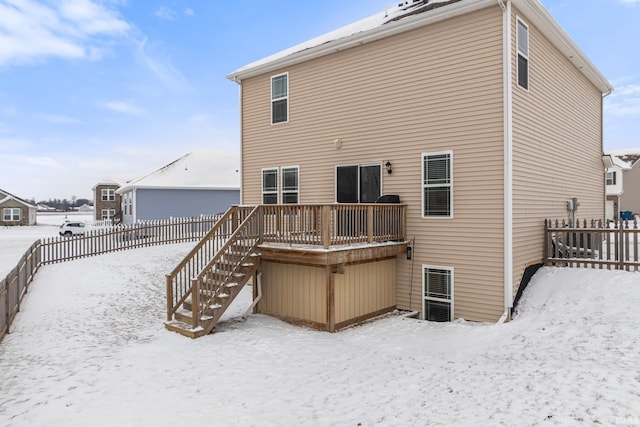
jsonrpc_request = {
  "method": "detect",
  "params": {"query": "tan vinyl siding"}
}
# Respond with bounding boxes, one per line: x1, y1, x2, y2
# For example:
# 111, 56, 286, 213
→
259, 261, 327, 323
511, 7, 605, 296
242, 6, 506, 322
620, 164, 640, 214
334, 259, 396, 324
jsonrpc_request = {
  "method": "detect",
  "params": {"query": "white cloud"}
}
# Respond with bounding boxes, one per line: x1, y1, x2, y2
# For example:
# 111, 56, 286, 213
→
619, 0, 640, 4
134, 37, 192, 93
183, 8, 194, 16
100, 100, 145, 115
27, 156, 64, 168
605, 83, 640, 116
0, 0, 130, 66
155, 6, 176, 20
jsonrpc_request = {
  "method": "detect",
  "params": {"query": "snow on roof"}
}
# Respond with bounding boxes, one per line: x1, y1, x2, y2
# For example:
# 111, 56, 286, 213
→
0, 188, 36, 208
229, 0, 459, 78
117, 150, 240, 193
607, 147, 640, 168
227, 0, 612, 95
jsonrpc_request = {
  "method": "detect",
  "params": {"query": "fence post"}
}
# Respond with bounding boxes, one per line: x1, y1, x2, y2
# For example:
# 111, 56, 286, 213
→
619, 219, 625, 271
543, 219, 549, 265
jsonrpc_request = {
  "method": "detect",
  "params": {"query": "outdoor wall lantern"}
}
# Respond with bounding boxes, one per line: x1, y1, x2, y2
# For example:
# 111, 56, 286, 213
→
385, 161, 393, 175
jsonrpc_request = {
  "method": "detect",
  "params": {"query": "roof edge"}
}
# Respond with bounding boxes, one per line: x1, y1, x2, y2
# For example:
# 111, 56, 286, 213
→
116, 185, 241, 194
227, 0, 612, 95
227, 0, 494, 81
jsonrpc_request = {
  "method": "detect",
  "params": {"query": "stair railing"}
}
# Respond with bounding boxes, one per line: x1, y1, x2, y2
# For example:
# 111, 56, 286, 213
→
165, 205, 254, 321
188, 205, 262, 328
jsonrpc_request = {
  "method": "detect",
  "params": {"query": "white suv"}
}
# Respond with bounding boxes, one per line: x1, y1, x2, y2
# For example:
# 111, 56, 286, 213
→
59, 221, 86, 236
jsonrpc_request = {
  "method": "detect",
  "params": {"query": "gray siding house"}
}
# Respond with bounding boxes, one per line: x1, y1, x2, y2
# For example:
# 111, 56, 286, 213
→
116, 150, 240, 225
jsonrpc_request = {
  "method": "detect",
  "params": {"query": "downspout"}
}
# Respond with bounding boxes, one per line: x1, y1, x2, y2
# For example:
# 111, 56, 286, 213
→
235, 75, 244, 205
498, 0, 514, 322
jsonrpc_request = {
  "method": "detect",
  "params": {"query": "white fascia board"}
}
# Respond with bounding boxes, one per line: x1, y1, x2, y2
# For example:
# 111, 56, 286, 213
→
117, 185, 240, 193
512, 0, 613, 95
227, 0, 495, 82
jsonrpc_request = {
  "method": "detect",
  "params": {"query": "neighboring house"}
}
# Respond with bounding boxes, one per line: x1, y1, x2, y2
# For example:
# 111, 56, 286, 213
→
0, 189, 37, 226
92, 179, 123, 222
604, 154, 632, 221
116, 150, 240, 225
611, 151, 640, 218
76, 204, 94, 213
227, 0, 612, 324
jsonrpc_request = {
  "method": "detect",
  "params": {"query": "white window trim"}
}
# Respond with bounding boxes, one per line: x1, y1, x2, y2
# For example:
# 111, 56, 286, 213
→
516, 16, 529, 92
271, 72, 289, 125
334, 162, 383, 203
422, 264, 454, 322
102, 188, 115, 202
102, 209, 115, 220
3, 207, 21, 222
421, 150, 453, 219
606, 171, 616, 186
262, 167, 279, 204
281, 165, 300, 204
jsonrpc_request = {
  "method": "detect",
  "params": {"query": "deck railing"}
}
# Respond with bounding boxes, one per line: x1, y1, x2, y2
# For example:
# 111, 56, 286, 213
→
1, 240, 41, 342
261, 203, 405, 248
544, 218, 640, 271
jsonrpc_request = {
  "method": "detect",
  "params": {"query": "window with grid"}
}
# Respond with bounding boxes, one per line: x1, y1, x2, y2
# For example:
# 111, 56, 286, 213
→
102, 209, 115, 220
262, 168, 278, 204
102, 188, 115, 201
3, 207, 20, 221
423, 266, 453, 322
271, 73, 288, 124
422, 151, 452, 218
281, 166, 299, 204
517, 18, 529, 90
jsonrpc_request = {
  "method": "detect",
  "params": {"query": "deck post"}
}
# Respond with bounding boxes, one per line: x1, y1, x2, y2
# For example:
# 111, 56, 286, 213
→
191, 279, 199, 329
322, 206, 330, 249
326, 266, 335, 332
166, 275, 173, 321
367, 205, 374, 243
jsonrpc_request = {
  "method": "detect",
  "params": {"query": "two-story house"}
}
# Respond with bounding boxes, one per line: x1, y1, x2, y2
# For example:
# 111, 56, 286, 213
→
92, 179, 123, 222
605, 154, 632, 221
607, 150, 640, 220
223, 0, 612, 327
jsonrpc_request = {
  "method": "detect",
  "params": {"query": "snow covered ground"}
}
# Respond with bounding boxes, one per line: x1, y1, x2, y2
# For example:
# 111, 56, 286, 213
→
1, 232, 639, 425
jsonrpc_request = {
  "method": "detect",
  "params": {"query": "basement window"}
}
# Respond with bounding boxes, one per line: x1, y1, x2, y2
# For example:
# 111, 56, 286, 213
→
423, 266, 453, 322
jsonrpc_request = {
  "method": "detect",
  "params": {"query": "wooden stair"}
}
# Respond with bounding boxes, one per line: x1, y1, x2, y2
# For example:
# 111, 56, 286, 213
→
164, 206, 262, 338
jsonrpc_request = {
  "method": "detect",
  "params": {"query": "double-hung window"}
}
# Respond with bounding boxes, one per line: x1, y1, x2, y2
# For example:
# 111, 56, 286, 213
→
422, 151, 453, 218
262, 168, 279, 204
102, 209, 115, 220
423, 266, 453, 322
606, 171, 616, 186
517, 18, 529, 90
271, 73, 288, 124
102, 189, 115, 201
3, 207, 20, 222
281, 166, 299, 204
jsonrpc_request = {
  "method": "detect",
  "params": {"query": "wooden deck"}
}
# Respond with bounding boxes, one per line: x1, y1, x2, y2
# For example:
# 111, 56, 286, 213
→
165, 204, 407, 337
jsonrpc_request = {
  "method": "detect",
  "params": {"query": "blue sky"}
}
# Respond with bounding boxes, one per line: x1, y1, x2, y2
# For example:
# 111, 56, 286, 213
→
1, 0, 639, 201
